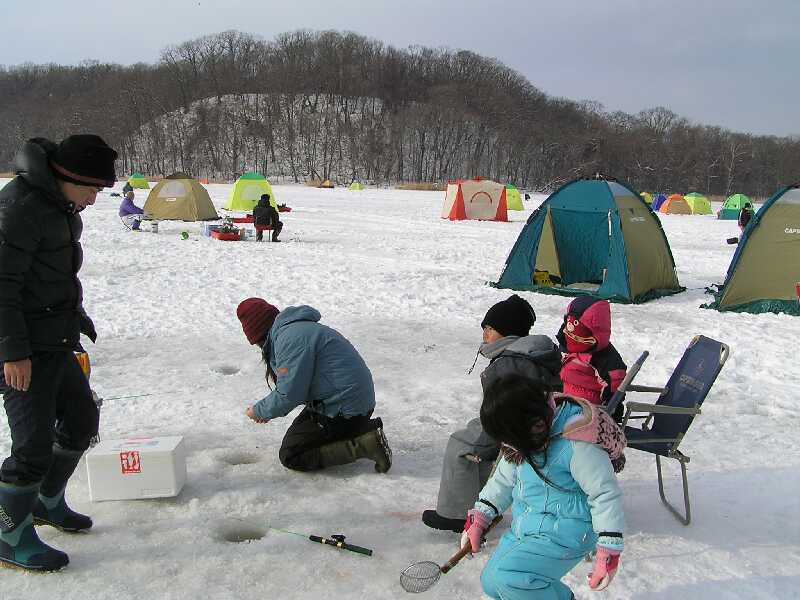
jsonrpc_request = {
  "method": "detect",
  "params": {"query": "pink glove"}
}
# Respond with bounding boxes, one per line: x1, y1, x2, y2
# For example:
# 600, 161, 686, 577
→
460, 509, 491, 553
588, 546, 621, 590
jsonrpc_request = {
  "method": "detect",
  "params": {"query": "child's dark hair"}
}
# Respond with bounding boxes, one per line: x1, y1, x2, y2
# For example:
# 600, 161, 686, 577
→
480, 374, 558, 487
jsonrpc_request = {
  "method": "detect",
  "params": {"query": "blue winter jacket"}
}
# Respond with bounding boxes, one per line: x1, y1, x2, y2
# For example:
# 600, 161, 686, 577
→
474, 400, 624, 555
252, 305, 375, 421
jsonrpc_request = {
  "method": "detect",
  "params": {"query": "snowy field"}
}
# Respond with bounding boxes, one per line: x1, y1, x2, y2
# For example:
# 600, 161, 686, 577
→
0, 178, 798, 600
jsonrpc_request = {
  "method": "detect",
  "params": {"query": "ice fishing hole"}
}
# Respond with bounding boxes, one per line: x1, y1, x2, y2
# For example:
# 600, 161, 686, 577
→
217, 523, 267, 543
213, 365, 240, 376
219, 451, 261, 466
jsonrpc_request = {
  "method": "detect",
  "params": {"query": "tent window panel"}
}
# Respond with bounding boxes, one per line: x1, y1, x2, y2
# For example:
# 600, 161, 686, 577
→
159, 181, 186, 197
549, 208, 610, 286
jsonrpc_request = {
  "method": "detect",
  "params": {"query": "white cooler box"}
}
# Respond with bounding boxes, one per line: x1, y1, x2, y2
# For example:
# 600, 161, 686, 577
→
86, 436, 187, 502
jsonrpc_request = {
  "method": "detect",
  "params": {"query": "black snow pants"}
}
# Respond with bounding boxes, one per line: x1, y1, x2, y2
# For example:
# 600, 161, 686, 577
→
0, 352, 99, 484
278, 407, 372, 471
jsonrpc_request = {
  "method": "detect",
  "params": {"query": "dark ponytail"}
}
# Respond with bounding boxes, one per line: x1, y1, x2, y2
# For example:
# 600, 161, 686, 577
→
480, 374, 560, 488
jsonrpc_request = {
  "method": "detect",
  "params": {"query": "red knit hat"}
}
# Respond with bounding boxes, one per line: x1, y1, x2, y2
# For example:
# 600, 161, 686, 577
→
236, 298, 279, 345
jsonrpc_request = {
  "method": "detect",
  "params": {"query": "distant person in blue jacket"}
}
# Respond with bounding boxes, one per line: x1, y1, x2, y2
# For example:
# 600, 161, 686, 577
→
462, 374, 625, 599
236, 298, 391, 473
118, 191, 144, 230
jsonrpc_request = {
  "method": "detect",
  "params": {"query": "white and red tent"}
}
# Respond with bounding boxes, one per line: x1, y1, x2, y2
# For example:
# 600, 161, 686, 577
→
441, 178, 508, 221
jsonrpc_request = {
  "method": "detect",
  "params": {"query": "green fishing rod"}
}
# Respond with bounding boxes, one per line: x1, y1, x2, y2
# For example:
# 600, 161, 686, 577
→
267, 525, 373, 557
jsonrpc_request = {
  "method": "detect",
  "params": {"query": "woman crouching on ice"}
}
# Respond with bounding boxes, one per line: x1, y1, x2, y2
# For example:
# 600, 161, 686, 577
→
462, 374, 625, 600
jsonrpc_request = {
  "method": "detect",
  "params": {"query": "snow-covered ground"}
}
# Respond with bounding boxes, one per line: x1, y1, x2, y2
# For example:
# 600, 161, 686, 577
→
1, 179, 798, 600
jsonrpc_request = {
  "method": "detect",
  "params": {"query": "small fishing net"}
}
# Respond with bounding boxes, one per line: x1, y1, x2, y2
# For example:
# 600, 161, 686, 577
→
399, 560, 442, 593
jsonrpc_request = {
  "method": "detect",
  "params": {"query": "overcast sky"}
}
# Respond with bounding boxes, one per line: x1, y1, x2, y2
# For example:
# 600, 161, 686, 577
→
2, 0, 797, 136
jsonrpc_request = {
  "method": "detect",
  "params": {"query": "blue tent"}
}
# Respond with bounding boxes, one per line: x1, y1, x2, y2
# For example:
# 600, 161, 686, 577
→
652, 193, 668, 211
492, 177, 683, 303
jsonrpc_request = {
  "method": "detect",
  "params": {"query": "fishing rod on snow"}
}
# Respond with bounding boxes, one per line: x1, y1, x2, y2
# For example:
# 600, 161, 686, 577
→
267, 525, 373, 557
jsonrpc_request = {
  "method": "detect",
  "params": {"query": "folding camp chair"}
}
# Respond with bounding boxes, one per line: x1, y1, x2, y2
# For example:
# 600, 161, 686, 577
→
618, 335, 730, 525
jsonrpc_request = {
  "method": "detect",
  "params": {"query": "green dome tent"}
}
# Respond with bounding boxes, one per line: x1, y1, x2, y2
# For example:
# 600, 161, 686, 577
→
225, 172, 275, 211
683, 192, 712, 215
127, 172, 150, 189
348, 182, 364, 191
493, 176, 683, 303
704, 183, 800, 315
639, 191, 653, 205
144, 173, 219, 221
505, 184, 524, 211
718, 193, 752, 220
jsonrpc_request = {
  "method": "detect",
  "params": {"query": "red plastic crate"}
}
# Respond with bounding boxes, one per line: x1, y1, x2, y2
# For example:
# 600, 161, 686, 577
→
210, 230, 241, 241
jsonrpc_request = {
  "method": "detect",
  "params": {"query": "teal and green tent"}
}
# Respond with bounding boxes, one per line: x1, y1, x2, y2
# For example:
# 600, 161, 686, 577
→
683, 192, 712, 215
718, 193, 752, 220
225, 172, 275, 211
704, 183, 800, 315
492, 176, 683, 303
127, 172, 150, 189
505, 184, 524, 210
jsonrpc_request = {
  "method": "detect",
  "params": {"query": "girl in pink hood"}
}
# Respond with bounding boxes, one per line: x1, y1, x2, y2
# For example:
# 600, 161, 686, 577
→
556, 296, 628, 422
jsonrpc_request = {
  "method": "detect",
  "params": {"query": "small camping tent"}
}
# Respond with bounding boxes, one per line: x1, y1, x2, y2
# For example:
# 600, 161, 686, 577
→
704, 183, 800, 315
652, 193, 668, 212
225, 172, 275, 211
683, 192, 712, 215
718, 193, 752, 220
640, 191, 653, 205
660, 194, 691, 215
441, 178, 508, 221
493, 176, 683, 303
319, 180, 335, 189
127, 172, 150, 189
505, 184, 524, 211
144, 173, 219, 221
348, 182, 364, 191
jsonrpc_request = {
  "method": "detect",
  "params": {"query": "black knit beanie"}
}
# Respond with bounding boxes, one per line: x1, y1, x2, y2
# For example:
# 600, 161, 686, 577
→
481, 294, 536, 337
50, 134, 117, 187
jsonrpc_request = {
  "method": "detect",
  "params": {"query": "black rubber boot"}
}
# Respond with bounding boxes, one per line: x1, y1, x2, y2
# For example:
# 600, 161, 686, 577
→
318, 418, 392, 473
33, 446, 92, 532
0, 482, 69, 571
271, 222, 283, 242
421, 510, 464, 533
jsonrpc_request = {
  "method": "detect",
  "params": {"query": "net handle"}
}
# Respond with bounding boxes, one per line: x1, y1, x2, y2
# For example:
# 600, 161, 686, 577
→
440, 515, 502, 574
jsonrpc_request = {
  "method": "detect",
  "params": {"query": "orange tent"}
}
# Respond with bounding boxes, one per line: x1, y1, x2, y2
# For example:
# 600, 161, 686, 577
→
441, 178, 508, 221
659, 194, 691, 215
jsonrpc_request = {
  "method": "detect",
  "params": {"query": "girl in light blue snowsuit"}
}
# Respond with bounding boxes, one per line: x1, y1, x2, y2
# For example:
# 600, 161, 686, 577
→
462, 374, 625, 600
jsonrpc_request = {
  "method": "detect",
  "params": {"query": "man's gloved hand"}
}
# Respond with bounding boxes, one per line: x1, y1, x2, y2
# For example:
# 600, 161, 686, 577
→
588, 545, 621, 591
79, 311, 97, 343
460, 509, 491, 553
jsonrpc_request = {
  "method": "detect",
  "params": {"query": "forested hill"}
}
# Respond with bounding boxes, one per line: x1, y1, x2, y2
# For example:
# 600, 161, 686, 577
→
0, 30, 797, 196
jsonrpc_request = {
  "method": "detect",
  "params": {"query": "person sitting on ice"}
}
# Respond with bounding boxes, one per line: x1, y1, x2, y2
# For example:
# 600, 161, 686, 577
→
118, 190, 144, 230
252, 193, 283, 242
556, 296, 627, 423
236, 297, 391, 473
737, 202, 755, 232
422, 294, 562, 532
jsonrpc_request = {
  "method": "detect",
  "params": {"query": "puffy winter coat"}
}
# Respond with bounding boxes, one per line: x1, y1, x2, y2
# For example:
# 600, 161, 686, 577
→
479, 335, 562, 393
252, 195, 278, 226
0, 138, 95, 361
556, 297, 627, 406
118, 196, 144, 217
253, 305, 375, 420
473, 400, 624, 554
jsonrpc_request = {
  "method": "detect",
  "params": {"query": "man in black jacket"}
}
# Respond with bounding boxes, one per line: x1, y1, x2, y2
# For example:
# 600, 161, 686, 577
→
0, 135, 117, 571
253, 193, 283, 242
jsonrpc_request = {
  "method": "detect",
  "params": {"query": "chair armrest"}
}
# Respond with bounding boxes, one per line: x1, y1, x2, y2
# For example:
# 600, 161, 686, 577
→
626, 384, 666, 394
626, 401, 701, 415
